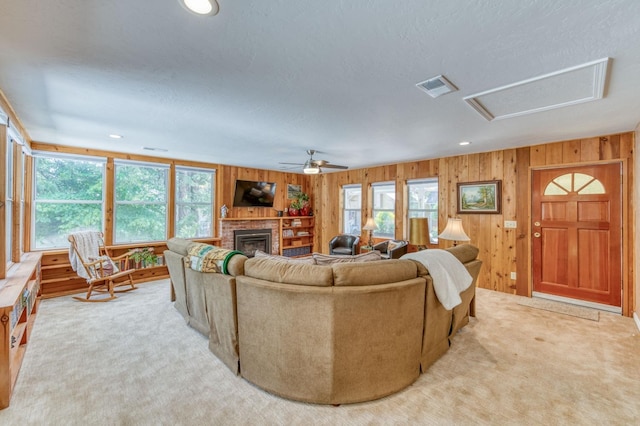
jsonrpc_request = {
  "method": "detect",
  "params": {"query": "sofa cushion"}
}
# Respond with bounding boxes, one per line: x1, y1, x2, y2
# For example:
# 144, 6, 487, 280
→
167, 237, 193, 256
332, 259, 419, 287
312, 251, 381, 265
446, 244, 479, 264
244, 257, 333, 287
254, 250, 316, 264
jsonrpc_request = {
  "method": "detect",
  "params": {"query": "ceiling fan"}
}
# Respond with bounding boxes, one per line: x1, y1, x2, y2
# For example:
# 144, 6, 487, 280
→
280, 150, 348, 174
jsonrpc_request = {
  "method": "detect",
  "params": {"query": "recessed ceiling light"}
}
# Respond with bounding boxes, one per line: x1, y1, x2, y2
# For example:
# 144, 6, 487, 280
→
459, 141, 471, 146
109, 134, 123, 139
180, 0, 219, 16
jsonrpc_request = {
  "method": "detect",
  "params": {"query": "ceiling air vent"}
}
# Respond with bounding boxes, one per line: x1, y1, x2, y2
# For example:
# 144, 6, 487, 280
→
416, 75, 458, 98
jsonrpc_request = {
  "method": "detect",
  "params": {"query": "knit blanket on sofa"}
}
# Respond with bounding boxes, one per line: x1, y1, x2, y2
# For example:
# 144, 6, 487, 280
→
187, 244, 243, 274
401, 249, 472, 310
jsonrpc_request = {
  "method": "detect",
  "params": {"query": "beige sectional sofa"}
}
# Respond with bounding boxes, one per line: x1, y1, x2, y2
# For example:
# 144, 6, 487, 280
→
164, 239, 482, 404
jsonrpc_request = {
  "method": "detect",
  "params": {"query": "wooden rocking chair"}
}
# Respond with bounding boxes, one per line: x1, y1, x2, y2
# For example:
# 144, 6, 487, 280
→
68, 231, 137, 302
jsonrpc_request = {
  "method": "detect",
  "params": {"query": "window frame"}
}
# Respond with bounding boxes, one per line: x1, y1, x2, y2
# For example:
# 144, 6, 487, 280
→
174, 165, 216, 239
114, 159, 169, 244
371, 181, 396, 239
406, 178, 439, 244
341, 184, 362, 235
32, 152, 107, 250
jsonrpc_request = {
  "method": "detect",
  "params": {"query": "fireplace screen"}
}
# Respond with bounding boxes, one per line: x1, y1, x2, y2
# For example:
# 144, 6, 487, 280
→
234, 229, 272, 257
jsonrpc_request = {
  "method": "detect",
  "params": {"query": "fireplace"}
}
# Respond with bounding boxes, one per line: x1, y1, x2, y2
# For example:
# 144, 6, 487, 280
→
234, 229, 272, 257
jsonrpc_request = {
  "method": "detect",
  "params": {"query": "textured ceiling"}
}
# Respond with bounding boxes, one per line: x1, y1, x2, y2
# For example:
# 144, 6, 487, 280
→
1, 0, 639, 173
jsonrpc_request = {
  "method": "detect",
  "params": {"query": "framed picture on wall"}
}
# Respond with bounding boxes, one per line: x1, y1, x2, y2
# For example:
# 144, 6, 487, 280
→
287, 184, 302, 199
457, 180, 502, 214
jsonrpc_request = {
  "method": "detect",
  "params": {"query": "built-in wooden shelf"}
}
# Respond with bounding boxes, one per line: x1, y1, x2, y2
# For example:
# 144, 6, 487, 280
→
0, 252, 42, 409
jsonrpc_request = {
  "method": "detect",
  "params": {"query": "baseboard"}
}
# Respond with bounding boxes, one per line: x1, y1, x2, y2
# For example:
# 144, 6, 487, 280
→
634, 312, 640, 332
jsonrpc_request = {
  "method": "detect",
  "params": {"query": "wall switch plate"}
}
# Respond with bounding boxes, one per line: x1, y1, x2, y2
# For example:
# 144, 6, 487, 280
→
510, 272, 517, 280
504, 220, 517, 229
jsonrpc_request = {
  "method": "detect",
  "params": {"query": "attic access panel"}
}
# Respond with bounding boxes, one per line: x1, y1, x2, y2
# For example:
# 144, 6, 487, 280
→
464, 58, 610, 121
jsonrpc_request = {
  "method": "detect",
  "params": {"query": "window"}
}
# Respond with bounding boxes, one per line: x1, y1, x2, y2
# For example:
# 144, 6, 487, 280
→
372, 182, 396, 238
544, 173, 605, 195
407, 178, 439, 243
175, 167, 215, 238
115, 160, 168, 243
342, 184, 362, 235
33, 153, 105, 249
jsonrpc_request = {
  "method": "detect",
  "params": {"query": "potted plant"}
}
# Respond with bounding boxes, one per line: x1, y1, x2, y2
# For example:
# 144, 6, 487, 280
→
291, 191, 311, 216
131, 247, 158, 268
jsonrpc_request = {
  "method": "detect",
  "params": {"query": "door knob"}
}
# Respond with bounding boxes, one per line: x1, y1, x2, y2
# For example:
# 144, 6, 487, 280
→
534, 221, 540, 227
534, 232, 541, 238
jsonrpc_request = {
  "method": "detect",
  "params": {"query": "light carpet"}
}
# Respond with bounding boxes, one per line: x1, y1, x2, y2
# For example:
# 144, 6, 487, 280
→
516, 296, 600, 321
1, 280, 639, 425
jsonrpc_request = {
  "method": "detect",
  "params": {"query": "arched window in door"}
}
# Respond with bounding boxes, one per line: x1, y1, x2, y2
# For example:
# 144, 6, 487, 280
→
543, 173, 606, 195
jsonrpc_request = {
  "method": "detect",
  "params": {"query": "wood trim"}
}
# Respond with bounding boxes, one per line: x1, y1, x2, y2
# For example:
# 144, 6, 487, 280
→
104, 158, 114, 246
22, 155, 33, 253
515, 147, 530, 296
0, 127, 6, 277
167, 163, 176, 238
11, 142, 22, 262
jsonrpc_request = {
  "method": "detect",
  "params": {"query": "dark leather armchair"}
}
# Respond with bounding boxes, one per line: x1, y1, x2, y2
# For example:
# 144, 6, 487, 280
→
328, 234, 360, 255
373, 239, 409, 259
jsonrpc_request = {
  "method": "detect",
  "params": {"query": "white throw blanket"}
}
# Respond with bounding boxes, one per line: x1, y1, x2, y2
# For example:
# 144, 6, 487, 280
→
401, 249, 473, 310
68, 231, 103, 280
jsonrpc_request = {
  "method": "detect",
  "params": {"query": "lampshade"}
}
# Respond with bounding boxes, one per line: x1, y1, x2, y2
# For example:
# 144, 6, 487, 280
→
303, 160, 320, 174
438, 218, 470, 244
362, 217, 378, 231
409, 217, 430, 247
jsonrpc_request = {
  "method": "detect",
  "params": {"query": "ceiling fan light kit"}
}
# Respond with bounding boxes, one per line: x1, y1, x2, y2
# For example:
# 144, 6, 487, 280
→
303, 160, 320, 174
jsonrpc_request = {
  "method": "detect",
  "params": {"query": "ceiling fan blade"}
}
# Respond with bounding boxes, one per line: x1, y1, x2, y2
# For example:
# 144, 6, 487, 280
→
318, 163, 348, 169
278, 162, 305, 166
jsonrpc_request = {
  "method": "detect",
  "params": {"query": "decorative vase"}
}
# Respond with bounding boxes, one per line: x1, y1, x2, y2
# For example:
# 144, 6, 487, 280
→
300, 205, 310, 216
289, 208, 299, 216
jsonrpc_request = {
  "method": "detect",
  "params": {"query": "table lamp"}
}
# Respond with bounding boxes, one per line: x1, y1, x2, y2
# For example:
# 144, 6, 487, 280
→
362, 217, 378, 248
438, 218, 470, 246
409, 217, 430, 250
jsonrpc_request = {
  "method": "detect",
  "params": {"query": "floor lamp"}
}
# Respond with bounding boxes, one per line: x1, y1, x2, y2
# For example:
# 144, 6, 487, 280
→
409, 217, 430, 250
438, 218, 470, 246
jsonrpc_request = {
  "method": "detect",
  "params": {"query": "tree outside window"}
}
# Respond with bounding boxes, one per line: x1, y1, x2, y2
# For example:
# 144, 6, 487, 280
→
372, 182, 395, 238
175, 167, 215, 238
33, 154, 105, 249
115, 161, 168, 243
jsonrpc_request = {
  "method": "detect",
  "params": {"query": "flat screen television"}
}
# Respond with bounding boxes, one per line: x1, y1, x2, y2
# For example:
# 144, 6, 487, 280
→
233, 180, 277, 207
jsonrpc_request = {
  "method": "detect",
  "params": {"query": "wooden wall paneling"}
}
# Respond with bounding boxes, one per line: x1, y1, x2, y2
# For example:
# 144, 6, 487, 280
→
580, 137, 600, 162
562, 139, 581, 164
544, 142, 564, 165
474, 152, 493, 289
0, 127, 6, 275
502, 149, 518, 293
529, 144, 546, 167
436, 158, 448, 249
515, 147, 531, 296
104, 158, 114, 245
489, 150, 505, 292
600, 134, 620, 160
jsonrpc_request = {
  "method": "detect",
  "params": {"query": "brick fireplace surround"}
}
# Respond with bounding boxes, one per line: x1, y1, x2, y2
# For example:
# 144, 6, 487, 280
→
219, 219, 280, 255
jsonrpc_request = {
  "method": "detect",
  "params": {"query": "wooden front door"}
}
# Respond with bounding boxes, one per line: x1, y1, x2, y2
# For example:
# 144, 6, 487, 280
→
532, 163, 622, 307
